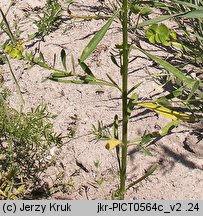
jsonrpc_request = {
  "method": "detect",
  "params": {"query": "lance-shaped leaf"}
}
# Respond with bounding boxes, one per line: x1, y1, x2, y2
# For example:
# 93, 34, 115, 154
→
136, 102, 197, 122
106, 73, 121, 92
5, 54, 24, 105
80, 15, 115, 62
48, 76, 116, 87
135, 10, 203, 29
138, 145, 153, 156
134, 46, 203, 88
179, 10, 203, 18
128, 82, 142, 95
110, 53, 120, 67
159, 120, 181, 136
187, 81, 200, 101
126, 164, 157, 190
159, 87, 184, 101
50, 72, 71, 78
61, 49, 67, 71
174, 0, 203, 9
79, 60, 95, 78
135, 13, 183, 29
105, 139, 122, 151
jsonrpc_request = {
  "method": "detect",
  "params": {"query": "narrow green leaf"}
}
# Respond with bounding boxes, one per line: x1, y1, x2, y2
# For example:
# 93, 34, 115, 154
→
180, 10, 203, 18
141, 133, 154, 144
135, 13, 183, 29
156, 97, 172, 108
80, 15, 115, 62
174, 0, 203, 9
106, 73, 121, 91
140, 6, 153, 16
0, 8, 15, 44
50, 72, 71, 78
61, 49, 67, 71
134, 46, 203, 88
78, 60, 95, 78
128, 82, 142, 95
5, 54, 24, 106
164, 87, 184, 100
110, 53, 120, 67
48, 77, 116, 87
187, 81, 200, 101
35, 61, 51, 69
126, 164, 157, 190
159, 120, 181, 136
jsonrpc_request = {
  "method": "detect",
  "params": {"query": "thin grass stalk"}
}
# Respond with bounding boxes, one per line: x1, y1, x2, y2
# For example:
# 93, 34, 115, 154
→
120, 0, 129, 199
4, 54, 24, 106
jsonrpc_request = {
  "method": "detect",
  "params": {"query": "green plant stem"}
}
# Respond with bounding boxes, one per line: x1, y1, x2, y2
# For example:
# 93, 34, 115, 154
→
120, 0, 129, 199
4, 53, 24, 106
66, 14, 113, 19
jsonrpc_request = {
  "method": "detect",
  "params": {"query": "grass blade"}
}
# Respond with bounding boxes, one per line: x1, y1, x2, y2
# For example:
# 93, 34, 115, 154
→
0, 8, 15, 44
4, 54, 24, 106
80, 14, 116, 62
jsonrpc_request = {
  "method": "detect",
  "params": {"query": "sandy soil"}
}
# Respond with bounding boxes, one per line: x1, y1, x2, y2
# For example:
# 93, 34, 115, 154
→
0, 0, 202, 200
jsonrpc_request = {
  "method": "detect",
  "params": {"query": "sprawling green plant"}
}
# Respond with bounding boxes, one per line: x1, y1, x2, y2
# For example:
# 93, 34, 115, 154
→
0, 88, 62, 199
27, 0, 203, 199
1, 0, 202, 199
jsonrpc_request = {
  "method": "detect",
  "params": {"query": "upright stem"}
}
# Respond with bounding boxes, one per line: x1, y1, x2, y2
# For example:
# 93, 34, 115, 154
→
120, 0, 129, 199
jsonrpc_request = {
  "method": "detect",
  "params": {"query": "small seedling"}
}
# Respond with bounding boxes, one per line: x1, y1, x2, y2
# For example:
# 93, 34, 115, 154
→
31, 0, 62, 39
67, 126, 76, 138
94, 160, 104, 186
92, 121, 111, 141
